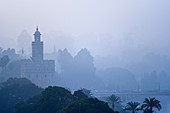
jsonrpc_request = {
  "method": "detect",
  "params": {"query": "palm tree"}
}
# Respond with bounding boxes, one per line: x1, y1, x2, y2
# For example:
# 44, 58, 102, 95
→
107, 94, 121, 111
141, 97, 161, 113
124, 101, 141, 113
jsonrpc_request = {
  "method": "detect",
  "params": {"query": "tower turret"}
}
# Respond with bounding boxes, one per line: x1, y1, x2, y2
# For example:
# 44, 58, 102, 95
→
32, 27, 43, 61
34, 26, 41, 42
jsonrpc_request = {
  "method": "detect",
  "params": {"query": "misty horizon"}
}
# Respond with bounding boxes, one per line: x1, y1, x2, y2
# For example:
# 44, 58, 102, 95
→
1, 0, 170, 57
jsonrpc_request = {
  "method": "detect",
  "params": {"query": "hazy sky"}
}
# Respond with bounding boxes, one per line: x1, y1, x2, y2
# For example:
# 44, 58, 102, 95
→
0, 0, 170, 56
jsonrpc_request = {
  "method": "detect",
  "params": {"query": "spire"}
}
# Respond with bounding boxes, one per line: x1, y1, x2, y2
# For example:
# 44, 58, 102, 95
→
36, 26, 39, 31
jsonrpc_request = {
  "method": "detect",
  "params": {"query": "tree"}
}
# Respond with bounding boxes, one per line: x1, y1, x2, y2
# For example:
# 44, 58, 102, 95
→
81, 88, 93, 97
141, 97, 161, 113
57, 98, 115, 113
143, 108, 150, 113
107, 94, 121, 111
15, 86, 74, 113
73, 89, 88, 100
15, 95, 41, 113
124, 101, 141, 113
0, 78, 43, 113
0, 55, 10, 71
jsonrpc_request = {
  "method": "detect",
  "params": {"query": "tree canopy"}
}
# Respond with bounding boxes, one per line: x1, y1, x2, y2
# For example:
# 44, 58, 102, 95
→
0, 78, 43, 113
15, 86, 74, 113
58, 98, 115, 113
15, 87, 116, 113
73, 89, 88, 100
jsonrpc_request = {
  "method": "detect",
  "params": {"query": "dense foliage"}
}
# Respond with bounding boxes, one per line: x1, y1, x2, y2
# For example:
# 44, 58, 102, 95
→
15, 86, 74, 113
73, 89, 88, 100
0, 78, 43, 113
16, 86, 116, 113
58, 98, 115, 113
0, 77, 162, 113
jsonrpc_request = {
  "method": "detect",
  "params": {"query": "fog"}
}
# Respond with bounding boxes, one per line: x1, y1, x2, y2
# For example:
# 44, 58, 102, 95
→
0, 0, 170, 113
1, 0, 170, 55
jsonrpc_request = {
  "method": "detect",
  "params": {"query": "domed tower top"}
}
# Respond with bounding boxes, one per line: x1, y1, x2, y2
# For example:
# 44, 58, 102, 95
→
34, 26, 41, 42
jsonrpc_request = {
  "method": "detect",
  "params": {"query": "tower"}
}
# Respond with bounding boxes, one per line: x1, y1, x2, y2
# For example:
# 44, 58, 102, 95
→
21, 27, 55, 88
32, 27, 43, 61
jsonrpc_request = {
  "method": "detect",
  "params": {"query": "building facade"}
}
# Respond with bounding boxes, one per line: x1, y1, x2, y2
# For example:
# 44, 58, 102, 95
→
21, 27, 55, 87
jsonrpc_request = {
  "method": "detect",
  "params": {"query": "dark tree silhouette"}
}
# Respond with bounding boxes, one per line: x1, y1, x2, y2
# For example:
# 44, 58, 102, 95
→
57, 98, 115, 113
124, 101, 141, 113
73, 89, 88, 100
15, 86, 74, 113
141, 97, 161, 113
81, 88, 93, 97
0, 78, 43, 113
